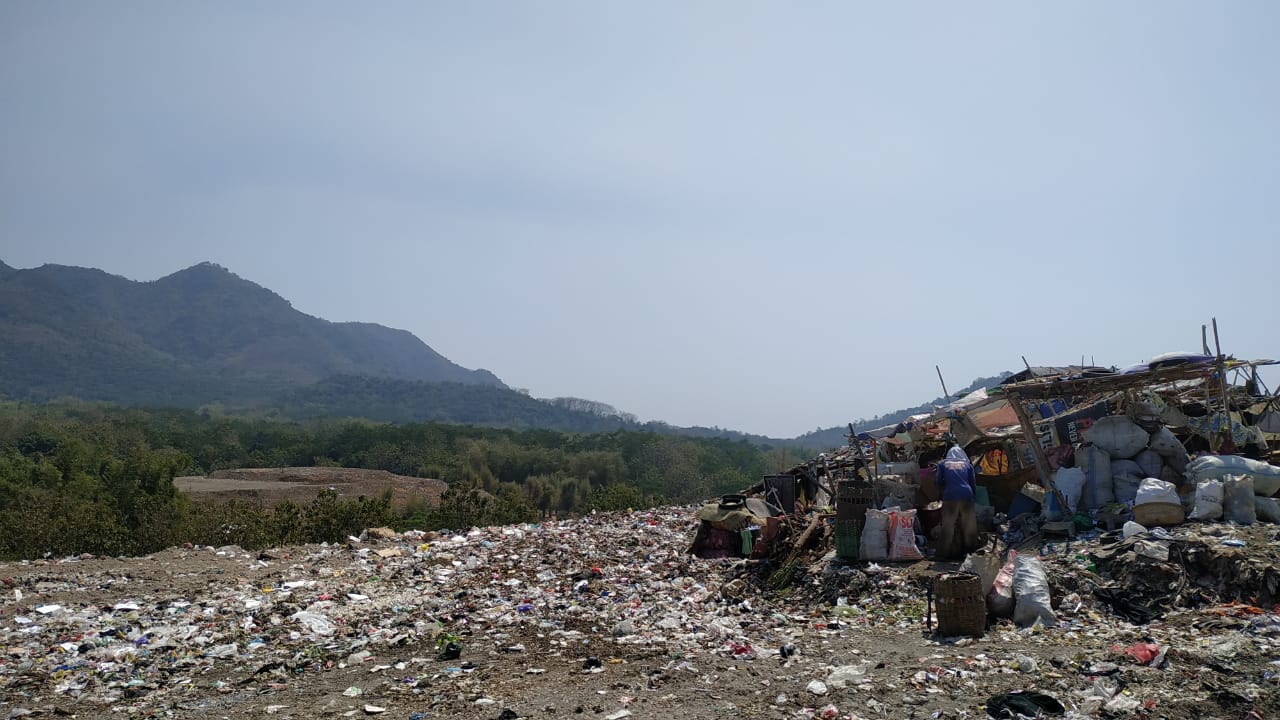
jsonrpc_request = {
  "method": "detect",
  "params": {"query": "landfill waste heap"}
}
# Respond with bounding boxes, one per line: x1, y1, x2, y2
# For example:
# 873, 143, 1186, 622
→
2, 503, 1280, 720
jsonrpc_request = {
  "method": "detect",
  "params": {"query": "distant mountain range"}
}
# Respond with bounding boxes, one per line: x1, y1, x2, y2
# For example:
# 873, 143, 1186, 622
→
0, 260, 500, 407
0, 259, 1011, 448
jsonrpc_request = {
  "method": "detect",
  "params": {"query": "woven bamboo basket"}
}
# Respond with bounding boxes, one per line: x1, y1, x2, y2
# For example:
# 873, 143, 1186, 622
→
934, 572, 986, 637
1132, 502, 1185, 527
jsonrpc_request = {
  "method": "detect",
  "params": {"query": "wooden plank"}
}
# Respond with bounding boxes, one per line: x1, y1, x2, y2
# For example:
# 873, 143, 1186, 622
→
1008, 386, 1049, 486
997, 363, 1213, 400
784, 512, 824, 566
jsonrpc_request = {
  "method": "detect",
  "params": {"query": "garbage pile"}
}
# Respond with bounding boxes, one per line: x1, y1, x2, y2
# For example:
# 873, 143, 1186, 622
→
3, 504, 1280, 719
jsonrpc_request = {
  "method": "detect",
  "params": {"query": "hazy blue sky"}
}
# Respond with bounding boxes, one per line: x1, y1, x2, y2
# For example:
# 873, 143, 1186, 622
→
2, 3, 1277, 437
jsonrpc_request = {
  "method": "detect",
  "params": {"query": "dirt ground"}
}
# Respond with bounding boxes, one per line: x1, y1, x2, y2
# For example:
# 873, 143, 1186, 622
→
1, 510, 1277, 719
175, 467, 447, 508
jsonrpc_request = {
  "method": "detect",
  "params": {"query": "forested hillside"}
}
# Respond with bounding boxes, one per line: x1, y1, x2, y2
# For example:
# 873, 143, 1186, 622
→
0, 401, 773, 559
0, 261, 502, 407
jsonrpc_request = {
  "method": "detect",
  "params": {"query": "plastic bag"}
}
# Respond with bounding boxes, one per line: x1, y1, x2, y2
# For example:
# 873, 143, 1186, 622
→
1254, 496, 1280, 524
1133, 450, 1164, 479
888, 509, 923, 561
1135, 478, 1179, 506
1122, 520, 1147, 538
1189, 479, 1224, 521
960, 551, 1001, 595
292, 610, 336, 636
1224, 475, 1256, 525
1084, 416, 1150, 458
1051, 468, 1086, 513
1112, 458, 1143, 504
1012, 554, 1058, 627
1147, 427, 1184, 457
1188, 455, 1280, 496
987, 550, 1017, 617
1111, 459, 1142, 477
860, 508, 890, 561
1077, 446, 1114, 509
827, 664, 868, 690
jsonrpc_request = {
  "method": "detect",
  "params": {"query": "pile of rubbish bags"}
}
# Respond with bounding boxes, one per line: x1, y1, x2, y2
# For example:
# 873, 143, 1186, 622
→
1078, 416, 1191, 507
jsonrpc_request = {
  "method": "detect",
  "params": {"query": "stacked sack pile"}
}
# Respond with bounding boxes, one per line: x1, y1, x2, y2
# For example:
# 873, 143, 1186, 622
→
1185, 455, 1280, 525
1075, 416, 1190, 509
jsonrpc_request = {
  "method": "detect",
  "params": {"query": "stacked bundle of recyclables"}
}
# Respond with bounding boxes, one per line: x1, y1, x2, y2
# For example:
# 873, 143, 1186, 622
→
1076, 416, 1193, 508
1186, 454, 1280, 497
1073, 415, 1280, 520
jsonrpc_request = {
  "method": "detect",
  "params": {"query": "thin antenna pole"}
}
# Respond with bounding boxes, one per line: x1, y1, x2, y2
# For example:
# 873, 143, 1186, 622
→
935, 365, 951, 399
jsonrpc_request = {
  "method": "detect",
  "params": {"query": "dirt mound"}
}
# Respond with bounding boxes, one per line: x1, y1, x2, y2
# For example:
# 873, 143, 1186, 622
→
175, 467, 446, 508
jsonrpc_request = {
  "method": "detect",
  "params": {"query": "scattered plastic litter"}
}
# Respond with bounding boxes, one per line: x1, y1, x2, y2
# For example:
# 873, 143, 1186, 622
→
0, 506, 1277, 717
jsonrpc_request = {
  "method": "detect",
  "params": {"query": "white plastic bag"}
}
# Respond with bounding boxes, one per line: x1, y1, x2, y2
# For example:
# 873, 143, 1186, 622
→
860, 508, 891, 561
827, 664, 869, 690
1077, 446, 1114, 509
1188, 455, 1280, 497
1134, 450, 1164, 480
888, 509, 923, 561
1111, 459, 1143, 504
1111, 459, 1142, 478
1011, 554, 1058, 627
1084, 416, 1150, 458
1050, 467, 1086, 514
292, 611, 336, 636
960, 551, 1002, 595
1189, 479, 1224, 521
1135, 478, 1179, 506
1254, 496, 1280, 524
1122, 520, 1147, 538
1148, 427, 1184, 457
1223, 475, 1256, 525
1113, 477, 1141, 505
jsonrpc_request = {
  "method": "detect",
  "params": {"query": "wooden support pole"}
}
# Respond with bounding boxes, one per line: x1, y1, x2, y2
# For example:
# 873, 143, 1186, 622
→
1212, 317, 1233, 447
1007, 389, 1072, 515
1205, 381, 1218, 453
1007, 390, 1054, 489
936, 365, 951, 400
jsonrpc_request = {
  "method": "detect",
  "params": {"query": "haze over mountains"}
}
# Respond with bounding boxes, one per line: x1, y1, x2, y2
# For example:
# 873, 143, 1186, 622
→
0, 260, 1012, 447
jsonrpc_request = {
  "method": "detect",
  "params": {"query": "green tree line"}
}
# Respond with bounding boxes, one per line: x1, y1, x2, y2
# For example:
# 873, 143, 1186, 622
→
0, 401, 780, 559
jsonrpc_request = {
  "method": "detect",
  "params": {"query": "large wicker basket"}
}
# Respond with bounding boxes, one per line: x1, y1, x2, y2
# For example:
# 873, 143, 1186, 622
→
836, 481, 874, 522
1132, 502, 1185, 527
934, 572, 986, 637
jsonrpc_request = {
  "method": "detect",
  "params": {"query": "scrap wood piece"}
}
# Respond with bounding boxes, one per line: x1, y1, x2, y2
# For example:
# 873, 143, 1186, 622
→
783, 513, 824, 567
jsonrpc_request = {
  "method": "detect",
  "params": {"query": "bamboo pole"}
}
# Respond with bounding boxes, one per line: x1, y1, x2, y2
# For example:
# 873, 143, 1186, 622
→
1007, 389, 1071, 515
1212, 317, 1233, 450
1007, 390, 1054, 488
936, 365, 951, 400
